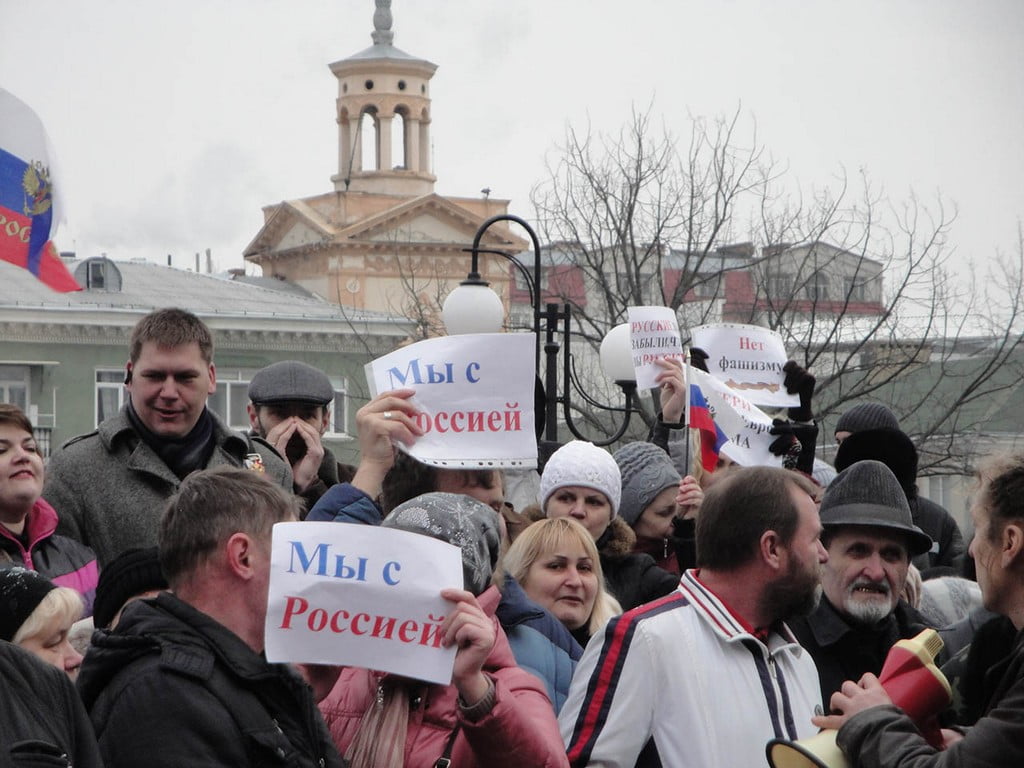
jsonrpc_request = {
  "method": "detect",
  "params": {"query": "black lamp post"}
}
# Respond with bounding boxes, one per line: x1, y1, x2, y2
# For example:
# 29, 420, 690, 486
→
442, 214, 639, 467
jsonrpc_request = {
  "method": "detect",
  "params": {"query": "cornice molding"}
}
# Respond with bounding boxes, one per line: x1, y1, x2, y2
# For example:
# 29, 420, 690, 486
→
0, 321, 402, 356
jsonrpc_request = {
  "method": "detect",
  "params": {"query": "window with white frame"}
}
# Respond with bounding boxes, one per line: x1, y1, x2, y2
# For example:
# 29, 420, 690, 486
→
0, 365, 29, 411
328, 385, 349, 437
208, 378, 252, 432
844, 275, 869, 302
804, 272, 831, 301
691, 273, 721, 298
95, 369, 126, 426
767, 272, 793, 299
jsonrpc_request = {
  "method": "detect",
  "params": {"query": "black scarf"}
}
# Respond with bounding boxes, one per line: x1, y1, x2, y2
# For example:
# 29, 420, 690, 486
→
126, 400, 215, 480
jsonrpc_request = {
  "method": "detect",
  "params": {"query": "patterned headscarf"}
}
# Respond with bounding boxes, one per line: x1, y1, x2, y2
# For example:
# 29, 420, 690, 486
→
382, 492, 501, 596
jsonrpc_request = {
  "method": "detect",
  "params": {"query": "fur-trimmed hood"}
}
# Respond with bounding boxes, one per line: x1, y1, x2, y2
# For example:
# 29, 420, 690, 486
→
596, 516, 636, 559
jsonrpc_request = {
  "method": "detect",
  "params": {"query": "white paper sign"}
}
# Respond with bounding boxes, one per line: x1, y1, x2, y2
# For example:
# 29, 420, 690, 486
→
690, 323, 798, 408
365, 333, 537, 469
264, 522, 463, 685
627, 306, 685, 390
690, 367, 783, 468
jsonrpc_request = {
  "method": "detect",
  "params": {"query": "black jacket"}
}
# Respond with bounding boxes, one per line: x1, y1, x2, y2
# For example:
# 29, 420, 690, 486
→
838, 626, 1024, 766
0, 640, 102, 768
912, 496, 966, 576
597, 517, 680, 612
77, 592, 343, 768
788, 596, 939, 704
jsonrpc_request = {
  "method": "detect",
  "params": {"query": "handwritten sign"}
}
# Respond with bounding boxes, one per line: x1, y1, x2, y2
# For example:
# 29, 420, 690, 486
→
365, 333, 537, 469
264, 522, 464, 685
627, 306, 685, 390
690, 323, 798, 408
690, 367, 783, 468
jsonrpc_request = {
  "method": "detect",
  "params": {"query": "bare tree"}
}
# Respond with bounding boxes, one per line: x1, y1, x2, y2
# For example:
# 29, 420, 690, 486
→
528, 103, 1024, 474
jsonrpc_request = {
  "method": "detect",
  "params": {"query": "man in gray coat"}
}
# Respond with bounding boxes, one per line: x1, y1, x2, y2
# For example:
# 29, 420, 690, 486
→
46, 308, 291, 565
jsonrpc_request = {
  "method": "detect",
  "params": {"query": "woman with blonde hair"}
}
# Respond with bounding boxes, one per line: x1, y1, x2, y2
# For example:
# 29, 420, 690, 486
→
0, 567, 84, 680
496, 518, 620, 644
493, 517, 620, 713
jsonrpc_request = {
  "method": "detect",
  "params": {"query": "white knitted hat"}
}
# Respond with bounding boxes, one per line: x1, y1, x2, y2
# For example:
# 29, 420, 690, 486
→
538, 440, 621, 517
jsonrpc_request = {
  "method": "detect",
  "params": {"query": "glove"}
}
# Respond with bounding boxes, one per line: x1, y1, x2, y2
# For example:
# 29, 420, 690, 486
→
769, 418, 803, 470
689, 347, 710, 373
783, 360, 815, 422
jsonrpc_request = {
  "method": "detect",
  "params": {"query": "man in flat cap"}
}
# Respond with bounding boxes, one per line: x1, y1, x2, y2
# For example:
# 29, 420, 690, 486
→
247, 360, 354, 510
788, 459, 940, 703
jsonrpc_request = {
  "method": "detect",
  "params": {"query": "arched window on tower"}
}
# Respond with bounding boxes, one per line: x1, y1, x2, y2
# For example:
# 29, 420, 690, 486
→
392, 107, 408, 170
360, 108, 379, 171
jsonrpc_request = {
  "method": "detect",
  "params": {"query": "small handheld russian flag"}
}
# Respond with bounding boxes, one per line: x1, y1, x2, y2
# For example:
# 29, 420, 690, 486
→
0, 89, 81, 292
686, 377, 729, 472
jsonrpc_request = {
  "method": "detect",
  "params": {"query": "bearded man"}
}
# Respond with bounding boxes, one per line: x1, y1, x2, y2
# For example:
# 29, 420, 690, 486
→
788, 459, 938, 703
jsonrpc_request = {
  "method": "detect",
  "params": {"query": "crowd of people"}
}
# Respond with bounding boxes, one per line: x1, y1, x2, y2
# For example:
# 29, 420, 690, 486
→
0, 306, 1020, 768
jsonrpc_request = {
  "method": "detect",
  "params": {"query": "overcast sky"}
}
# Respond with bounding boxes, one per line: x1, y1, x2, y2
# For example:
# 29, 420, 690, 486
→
3, 0, 1022, 275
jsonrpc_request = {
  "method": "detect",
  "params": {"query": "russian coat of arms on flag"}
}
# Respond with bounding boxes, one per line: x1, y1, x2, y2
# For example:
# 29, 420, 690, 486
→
0, 88, 81, 292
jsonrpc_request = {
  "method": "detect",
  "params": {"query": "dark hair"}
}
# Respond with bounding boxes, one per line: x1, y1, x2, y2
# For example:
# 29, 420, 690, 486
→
159, 466, 300, 587
0, 404, 33, 435
696, 466, 818, 571
976, 453, 1024, 543
129, 308, 214, 364
380, 451, 501, 515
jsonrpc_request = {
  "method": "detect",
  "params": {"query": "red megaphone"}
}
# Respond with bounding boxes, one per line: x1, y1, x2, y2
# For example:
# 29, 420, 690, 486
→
765, 628, 951, 768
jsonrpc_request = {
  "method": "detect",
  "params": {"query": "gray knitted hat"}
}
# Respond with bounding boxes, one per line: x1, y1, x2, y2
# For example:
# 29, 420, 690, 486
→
819, 460, 932, 555
834, 403, 900, 436
382, 492, 501, 596
538, 440, 621, 517
613, 442, 681, 527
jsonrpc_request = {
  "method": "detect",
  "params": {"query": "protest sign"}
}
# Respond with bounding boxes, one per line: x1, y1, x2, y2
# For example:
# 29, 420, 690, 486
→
627, 306, 685, 390
690, 323, 798, 409
265, 522, 464, 685
365, 333, 537, 468
689, 367, 783, 468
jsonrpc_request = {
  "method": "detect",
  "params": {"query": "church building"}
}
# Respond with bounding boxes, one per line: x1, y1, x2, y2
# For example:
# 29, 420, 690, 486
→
243, 1, 525, 334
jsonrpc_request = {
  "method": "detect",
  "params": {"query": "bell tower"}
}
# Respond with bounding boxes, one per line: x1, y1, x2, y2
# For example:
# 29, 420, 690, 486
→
329, 0, 437, 197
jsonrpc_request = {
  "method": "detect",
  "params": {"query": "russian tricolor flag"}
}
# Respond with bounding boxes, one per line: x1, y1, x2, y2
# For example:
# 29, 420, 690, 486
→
688, 381, 729, 472
0, 89, 81, 292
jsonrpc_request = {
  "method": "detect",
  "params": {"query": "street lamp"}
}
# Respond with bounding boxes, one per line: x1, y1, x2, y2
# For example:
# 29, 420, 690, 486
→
442, 213, 639, 466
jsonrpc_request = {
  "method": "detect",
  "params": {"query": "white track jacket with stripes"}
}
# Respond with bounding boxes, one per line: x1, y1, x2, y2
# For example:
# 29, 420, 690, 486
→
559, 570, 822, 767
